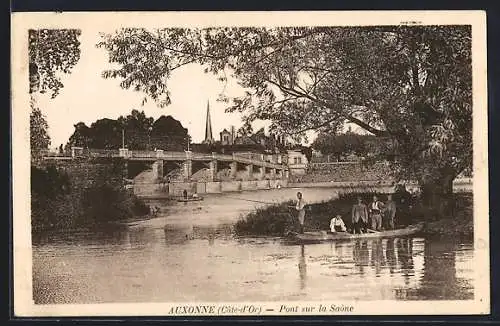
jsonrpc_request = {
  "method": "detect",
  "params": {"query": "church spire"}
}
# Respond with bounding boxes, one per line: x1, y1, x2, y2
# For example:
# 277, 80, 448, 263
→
204, 100, 214, 144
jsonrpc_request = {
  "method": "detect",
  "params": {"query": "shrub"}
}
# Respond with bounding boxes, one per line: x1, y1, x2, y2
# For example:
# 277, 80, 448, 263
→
31, 165, 150, 232
234, 191, 473, 237
235, 191, 387, 236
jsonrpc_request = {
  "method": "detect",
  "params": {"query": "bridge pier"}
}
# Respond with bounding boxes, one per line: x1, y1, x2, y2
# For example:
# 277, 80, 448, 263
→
182, 151, 193, 181
152, 160, 164, 180
209, 158, 218, 182
270, 168, 276, 179
183, 160, 192, 180
229, 161, 237, 179
122, 160, 129, 180
245, 164, 253, 180
258, 166, 265, 180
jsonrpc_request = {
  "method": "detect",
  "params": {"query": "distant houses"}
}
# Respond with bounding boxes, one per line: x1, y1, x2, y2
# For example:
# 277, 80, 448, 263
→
191, 101, 311, 175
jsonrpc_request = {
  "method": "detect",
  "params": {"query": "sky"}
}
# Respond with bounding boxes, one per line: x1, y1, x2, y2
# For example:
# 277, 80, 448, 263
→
35, 26, 371, 151
36, 28, 276, 150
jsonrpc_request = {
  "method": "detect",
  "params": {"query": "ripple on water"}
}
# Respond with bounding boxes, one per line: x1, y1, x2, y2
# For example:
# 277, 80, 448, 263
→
32, 189, 476, 304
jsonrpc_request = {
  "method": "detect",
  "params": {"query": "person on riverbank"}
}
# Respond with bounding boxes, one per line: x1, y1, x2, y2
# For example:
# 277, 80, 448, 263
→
149, 205, 160, 217
330, 214, 347, 233
384, 194, 397, 230
351, 197, 369, 234
295, 192, 307, 234
369, 195, 384, 231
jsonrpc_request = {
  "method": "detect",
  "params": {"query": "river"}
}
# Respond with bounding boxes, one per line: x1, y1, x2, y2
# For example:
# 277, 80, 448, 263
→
32, 187, 474, 304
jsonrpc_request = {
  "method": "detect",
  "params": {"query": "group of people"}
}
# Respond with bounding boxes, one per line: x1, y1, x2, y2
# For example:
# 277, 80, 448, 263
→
350, 195, 397, 233
293, 192, 398, 234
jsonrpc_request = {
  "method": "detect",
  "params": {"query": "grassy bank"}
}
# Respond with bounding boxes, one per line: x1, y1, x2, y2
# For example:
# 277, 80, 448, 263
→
31, 165, 150, 233
234, 191, 473, 238
419, 193, 473, 238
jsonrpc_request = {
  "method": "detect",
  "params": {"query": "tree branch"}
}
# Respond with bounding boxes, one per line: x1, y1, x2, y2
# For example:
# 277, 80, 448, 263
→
265, 78, 389, 136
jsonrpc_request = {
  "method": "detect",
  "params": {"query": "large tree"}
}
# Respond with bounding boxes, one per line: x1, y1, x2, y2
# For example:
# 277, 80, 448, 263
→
313, 132, 374, 161
29, 28, 82, 160
66, 111, 188, 151
30, 104, 51, 161
29, 29, 82, 98
98, 26, 472, 216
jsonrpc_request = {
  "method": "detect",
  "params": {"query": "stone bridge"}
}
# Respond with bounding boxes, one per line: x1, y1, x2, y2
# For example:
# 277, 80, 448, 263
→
43, 147, 289, 182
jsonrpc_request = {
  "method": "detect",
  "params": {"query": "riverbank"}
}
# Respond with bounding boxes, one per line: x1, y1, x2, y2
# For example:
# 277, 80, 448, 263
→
235, 192, 473, 238
31, 165, 151, 233
32, 185, 476, 304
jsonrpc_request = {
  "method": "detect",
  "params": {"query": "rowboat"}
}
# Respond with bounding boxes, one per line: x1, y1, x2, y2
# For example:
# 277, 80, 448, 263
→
286, 223, 424, 244
177, 196, 204, 202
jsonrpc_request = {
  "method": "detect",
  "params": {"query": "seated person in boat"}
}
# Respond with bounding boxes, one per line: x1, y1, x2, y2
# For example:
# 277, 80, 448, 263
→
330, 214, 347, 233
192, 191, 199, 198
369, 195, 385, 231
352, 197, 369, 234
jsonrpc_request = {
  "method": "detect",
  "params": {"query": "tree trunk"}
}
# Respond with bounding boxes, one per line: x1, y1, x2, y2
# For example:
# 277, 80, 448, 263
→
420, 172, 456, 220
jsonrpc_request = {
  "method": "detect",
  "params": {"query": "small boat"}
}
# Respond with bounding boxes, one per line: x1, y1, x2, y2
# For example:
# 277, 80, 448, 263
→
177, 196, 204, 202
286, 223, 424, 244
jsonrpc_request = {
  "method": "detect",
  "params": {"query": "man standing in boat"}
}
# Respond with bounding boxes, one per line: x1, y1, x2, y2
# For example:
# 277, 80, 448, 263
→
295, 192, 307, 234
352, 196, 369, 234
369, 195, 384, 231
384, 194, 397, 230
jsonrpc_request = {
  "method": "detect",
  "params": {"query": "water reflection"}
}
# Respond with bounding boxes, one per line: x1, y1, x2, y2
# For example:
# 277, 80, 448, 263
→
353, 240, 370, 274
298, 245, 307, 290
385, 239, 396, 275
164, 226, 192, 244
371, 239, 384, 276
32, 189, 475, 303
397, 238, 415, 286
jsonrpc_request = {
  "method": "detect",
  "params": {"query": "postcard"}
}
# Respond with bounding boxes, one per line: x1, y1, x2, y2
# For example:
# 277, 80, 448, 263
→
11, 10, 489, 316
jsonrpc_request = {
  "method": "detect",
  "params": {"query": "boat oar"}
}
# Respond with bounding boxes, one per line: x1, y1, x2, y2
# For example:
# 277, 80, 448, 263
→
366, 229, 379, 233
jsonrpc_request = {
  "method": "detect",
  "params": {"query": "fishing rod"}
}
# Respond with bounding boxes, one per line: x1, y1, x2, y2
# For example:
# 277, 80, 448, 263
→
223, 196, 280, 205
223, 196, 312, 211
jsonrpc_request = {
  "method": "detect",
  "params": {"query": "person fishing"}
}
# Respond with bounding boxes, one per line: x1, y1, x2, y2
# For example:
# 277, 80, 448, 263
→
369, 195, 384, 231
352, 196, 369, 234
384, 194, 397, 230
294, 192, 307, 234
330, 214, 347, 233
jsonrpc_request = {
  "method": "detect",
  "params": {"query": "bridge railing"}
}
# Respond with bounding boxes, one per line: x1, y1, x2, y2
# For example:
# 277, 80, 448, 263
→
43, 148, 287, 169
214, 154, 233, 161
87, 149, 120, 158
191, 153, 216, 160
128, 151, 186, 159
41, 150, 70, 157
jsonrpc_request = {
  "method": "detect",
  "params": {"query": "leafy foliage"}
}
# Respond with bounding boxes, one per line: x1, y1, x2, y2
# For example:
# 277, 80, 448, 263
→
29, 29, 81, 98
313, 132, 375, 160
30, 104, 51, 161
66, 109, 188, 150
235, 190, 472, 237
99, 26, 472, 198
31, 165, 150, 232
234, 191, 412, 236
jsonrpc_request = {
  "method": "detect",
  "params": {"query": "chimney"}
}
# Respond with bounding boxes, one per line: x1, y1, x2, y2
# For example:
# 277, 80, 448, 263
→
230, 125, 235, 144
